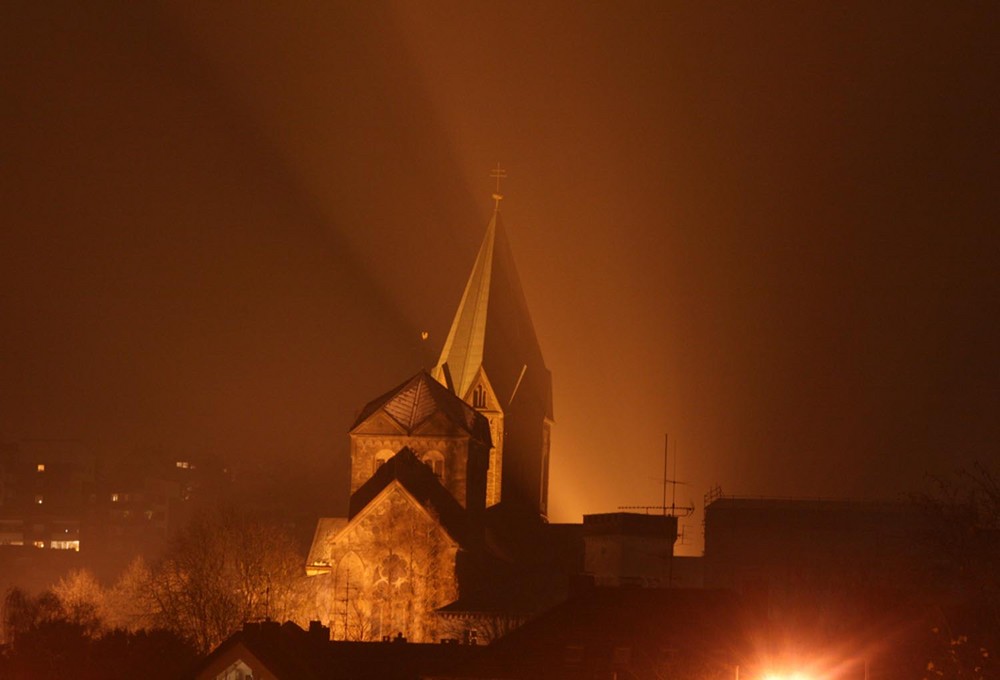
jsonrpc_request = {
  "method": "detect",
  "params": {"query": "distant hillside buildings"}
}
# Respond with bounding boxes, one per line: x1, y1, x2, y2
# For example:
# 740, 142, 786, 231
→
0, 439, 220, 587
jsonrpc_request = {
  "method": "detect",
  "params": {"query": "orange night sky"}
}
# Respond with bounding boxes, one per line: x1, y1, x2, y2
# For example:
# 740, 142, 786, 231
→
2, 2, 997, 554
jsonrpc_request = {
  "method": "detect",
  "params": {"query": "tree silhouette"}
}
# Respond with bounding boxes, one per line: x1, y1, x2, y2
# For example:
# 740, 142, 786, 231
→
916, 463, 1000, 679
146, 508, 302, 652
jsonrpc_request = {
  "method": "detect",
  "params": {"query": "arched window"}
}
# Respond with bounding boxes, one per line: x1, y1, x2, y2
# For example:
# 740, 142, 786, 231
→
422, 450, 445, 481
335, 552, 366, 640
373, 449, 393, 475
472, 385, 487, 409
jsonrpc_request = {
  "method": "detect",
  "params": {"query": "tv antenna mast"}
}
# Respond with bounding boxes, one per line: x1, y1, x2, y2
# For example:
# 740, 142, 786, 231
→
619, 434, 695, 517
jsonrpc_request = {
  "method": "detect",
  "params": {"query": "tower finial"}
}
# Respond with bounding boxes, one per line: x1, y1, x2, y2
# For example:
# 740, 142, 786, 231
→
490, 162, 507, 212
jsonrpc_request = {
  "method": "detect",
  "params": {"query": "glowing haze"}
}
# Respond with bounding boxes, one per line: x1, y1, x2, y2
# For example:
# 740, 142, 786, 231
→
1, 3, 996, 553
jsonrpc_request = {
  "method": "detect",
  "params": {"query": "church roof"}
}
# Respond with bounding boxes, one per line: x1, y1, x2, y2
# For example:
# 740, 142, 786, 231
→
348, 447, 470, 545
433, 211, 553, 419
305, 517, 349, 568
351, 371, 491, 444
194, 620, 484, 680
453, 588, 755, 679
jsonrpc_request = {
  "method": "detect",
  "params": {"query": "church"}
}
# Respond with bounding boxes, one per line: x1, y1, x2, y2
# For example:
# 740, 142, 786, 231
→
303, 191, 568, 643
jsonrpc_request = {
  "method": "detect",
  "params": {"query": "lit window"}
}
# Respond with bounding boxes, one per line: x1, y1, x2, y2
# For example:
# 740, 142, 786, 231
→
111, 493, 119, 502
36, 463, 45, 472
34, 495, 43, 505
32, 540, 45, 549
50, 540, 80, 551
176, 461, 189, 469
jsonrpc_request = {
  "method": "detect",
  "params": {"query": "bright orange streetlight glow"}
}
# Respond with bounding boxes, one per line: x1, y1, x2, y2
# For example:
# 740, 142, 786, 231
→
763, 671, 815, 680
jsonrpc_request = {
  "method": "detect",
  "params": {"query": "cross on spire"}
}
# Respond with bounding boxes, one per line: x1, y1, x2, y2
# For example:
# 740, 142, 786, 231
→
490, 162, 507, 212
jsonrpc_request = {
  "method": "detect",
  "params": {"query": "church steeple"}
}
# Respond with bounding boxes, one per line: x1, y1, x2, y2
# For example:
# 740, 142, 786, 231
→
432, 208, 551, 419
433, 183, 553, 518
433, 213, 497, 402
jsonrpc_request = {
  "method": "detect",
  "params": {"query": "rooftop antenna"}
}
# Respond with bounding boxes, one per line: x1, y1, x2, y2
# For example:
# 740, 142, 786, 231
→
615, 435, 694, 589
490, 162, 507, 212
662, 433, 668, 516
619, 434, 694, 518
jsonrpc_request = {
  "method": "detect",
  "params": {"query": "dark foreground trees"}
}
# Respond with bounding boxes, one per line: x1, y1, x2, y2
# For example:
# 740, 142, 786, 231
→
1, 508, 304, 676
0, 588, 198, 680
916, 463, 999, 679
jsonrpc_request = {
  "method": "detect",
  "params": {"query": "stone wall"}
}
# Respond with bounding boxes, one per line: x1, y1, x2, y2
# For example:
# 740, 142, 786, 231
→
300, 484, 459, 642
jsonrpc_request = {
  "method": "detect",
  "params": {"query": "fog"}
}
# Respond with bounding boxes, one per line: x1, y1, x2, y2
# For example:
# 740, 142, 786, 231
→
2, 2, 996, 553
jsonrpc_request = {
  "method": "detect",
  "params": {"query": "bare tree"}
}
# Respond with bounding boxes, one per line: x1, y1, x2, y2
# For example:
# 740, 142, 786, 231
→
52, 569, 104, 635
147, 508, 303, 652
916, 463, 1000, 678
918, 464, 1000, 612
103, 556, 156, 632
2, 588, 63, 647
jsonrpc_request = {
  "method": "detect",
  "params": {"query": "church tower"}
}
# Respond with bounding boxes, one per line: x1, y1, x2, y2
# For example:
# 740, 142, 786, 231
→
432, 191, 553, 520
303, 178, 557, 642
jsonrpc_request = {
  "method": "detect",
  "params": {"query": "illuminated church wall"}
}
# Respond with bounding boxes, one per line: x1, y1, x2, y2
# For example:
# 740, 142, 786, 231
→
304, 483, 459, 642
304, 372, 490, 642
349, 433, 485, 511
460, 371, 504, 507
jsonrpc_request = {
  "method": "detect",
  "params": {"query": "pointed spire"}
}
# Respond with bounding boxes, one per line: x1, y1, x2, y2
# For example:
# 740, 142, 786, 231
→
434, 180, 554, 518
433, 207, 551, 419
434, 213, 497, 399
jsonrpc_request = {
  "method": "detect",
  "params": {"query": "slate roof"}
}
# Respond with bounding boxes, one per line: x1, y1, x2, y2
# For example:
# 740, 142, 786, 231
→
305, 517, 349, 567
351, 371, 491, 445
348, 448, 471, 545
194, 620, 484, 680
446, 587, 758, 679
194, 621, 327, 680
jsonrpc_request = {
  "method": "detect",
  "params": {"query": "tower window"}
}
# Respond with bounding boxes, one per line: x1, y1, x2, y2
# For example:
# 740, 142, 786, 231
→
422, 451, 445, 480
473, 385, 487, 408
426, 459, 443, 478
36, 464, 45, 472
373, 449, 393, 474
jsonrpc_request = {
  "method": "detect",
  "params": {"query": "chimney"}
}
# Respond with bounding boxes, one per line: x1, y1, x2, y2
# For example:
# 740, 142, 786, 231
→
308, 620, 330, 642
